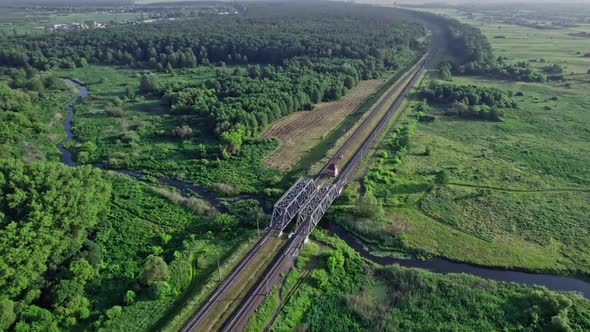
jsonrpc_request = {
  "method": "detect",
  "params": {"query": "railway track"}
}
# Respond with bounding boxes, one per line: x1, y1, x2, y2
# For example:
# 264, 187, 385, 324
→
219, 49, 436, 331
316, 56, 426, 179
180, 231, 275, 332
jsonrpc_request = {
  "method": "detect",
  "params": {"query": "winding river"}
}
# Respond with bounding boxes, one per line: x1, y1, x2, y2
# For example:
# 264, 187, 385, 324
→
331, 224, 590, 298
60, 79, 590, 299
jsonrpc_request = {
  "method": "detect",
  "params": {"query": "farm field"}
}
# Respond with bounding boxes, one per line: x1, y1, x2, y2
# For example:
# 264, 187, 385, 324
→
343, 10, 590, 277
309, 63, 422, 176
261, 78, 385, 171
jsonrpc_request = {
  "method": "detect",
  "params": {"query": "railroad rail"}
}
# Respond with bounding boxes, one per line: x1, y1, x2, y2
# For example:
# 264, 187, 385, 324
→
315, 57, 425, 179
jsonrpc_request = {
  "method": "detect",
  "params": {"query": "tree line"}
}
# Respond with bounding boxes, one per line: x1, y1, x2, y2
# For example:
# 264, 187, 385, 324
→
156, 49, 417, 153
0, 2, 425, 72
419, 81, 518, 121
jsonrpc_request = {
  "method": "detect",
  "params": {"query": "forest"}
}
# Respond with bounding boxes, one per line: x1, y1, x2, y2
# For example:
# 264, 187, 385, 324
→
0, 2, 428, 153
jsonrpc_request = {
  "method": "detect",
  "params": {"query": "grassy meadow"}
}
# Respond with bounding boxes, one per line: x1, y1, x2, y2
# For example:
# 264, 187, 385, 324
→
342, 12, 590, 277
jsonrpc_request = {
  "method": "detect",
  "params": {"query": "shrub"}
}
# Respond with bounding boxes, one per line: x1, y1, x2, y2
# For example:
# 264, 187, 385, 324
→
210, 213, 239, 233
172, 125, 193, 138
215, 183, 239, 195
105, 306, 122, 320
112, 97, 123, 106
141, 255, 168, 286
123, 290, 135, 305
149, 281, 171, 299
418, 114, 436, 123
355, 192, 384, 219
106, 106, 127, 117
435, 170, 449, 185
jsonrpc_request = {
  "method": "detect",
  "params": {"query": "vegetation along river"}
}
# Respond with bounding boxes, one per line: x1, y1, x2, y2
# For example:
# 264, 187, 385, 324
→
60, 79, 590, 299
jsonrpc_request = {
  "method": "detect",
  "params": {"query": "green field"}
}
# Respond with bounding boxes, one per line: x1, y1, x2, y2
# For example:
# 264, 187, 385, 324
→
343, 10, 590, 277
0, 10, 143, 36
56, 65, 283, 194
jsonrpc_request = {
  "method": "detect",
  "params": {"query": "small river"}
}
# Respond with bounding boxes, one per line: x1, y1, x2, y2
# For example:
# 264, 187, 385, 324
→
331, 224, 590, 298
58, 79, 88, 167
60, 79, 590, 299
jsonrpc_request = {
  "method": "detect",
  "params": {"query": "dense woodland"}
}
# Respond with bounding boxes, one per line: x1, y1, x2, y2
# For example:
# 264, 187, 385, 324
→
418, 81, 517, 121
0, 161, 111, 330
421, 12, 546, 82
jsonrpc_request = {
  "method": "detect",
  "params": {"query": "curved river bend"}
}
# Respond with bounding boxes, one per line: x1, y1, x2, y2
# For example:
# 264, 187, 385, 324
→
60, 79, 590, 299
331, 224, 590, 298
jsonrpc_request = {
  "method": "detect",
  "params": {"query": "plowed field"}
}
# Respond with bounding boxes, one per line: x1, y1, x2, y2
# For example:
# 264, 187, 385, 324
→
261, 79, 385, 170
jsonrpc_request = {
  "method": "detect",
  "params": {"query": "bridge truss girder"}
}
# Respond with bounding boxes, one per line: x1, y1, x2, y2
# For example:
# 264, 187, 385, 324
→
297, 183, 341, 238
270, 177, 316, 232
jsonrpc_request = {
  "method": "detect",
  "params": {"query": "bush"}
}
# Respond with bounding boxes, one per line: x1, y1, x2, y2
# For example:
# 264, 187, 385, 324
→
435, 170, 449, 185
515, 91, 524, 96
112, 97, 123, 106
123, 290, 136, 305
418, 114, 436, 123
172, 125, 193, 138
149, 281, 172, 299
105, 306, 122, 320
106, 106, 127, 117
141, 255, 168, 286
210, 213, 239, 233
355, 192, 384, 219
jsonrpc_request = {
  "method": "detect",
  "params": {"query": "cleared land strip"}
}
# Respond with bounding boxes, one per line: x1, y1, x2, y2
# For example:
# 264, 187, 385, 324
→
261, 78, 385, 170
186, 236, 285, 331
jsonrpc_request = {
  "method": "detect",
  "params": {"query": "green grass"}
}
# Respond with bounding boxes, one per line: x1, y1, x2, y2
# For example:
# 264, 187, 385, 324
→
55, 65, 284, 194
339, 12, 590, 277
244, 287, 279, 332
77, 172, 260, 331
359, 76, 590, 275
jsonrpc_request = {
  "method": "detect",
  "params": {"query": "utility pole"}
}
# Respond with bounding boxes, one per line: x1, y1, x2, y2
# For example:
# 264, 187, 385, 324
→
256, 216, 260, 237
217, 259, 221, 282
